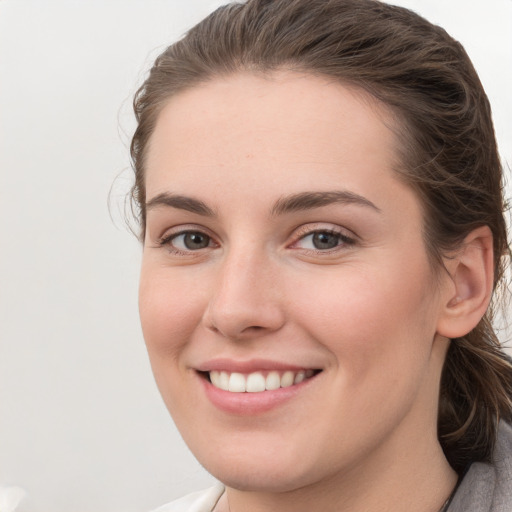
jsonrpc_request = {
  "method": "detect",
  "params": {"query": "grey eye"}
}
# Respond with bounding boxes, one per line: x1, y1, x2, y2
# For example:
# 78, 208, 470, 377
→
175, 232, 211, 250
311, 232, 341, 250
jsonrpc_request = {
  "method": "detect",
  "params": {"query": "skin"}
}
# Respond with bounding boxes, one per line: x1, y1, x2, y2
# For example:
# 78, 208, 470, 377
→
139, 71, 460, 512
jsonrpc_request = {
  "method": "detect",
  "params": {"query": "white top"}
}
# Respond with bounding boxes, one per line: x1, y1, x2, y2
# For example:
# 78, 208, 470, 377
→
151, 484, 225, 512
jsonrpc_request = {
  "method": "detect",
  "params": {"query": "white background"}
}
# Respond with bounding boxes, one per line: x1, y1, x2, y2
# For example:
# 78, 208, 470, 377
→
0, 1, 511, 511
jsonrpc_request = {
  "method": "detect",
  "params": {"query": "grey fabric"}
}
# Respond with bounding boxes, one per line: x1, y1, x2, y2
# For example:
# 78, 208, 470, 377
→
449, 421, 512, 512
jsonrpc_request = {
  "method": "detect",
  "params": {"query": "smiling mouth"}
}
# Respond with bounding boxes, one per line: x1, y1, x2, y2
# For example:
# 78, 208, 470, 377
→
202, 369, 321, 393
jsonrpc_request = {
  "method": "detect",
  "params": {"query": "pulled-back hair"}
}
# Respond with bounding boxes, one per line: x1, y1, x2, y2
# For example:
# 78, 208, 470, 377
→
130, 0, 512, 473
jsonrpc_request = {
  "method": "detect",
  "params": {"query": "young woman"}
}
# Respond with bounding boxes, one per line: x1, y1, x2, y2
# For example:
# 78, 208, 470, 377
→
130, 0, 512, 510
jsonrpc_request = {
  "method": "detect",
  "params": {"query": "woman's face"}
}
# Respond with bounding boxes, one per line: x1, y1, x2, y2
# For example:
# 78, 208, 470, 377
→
139, 72, 451, 492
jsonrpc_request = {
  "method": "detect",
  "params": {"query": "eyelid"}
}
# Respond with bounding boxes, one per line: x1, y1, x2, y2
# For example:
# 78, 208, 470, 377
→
288, 223, 358, 251
292, 223, 357, 240
156, 223, 214, 242
156, 224, 219, 253
152, 222, 357, 256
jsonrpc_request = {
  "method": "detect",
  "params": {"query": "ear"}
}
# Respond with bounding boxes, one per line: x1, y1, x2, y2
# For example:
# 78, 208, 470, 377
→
436, 226, 494, 339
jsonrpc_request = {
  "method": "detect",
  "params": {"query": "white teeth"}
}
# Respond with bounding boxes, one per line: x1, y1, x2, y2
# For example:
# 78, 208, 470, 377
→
265, 371, 281, 390
209, 369, 316, 393
219, 371, 229, 391
280, 371, 294, 388
210, 371, 231, 390
246, 372, 266, 392
228, 372, 246, 392
210, 370, 221, 388
294, 371, 305, 384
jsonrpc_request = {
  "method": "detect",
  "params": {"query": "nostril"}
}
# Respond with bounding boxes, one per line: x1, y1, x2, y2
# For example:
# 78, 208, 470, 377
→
203, 299, 286, 339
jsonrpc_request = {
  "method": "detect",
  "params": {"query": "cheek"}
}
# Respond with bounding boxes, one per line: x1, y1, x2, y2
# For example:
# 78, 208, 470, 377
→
288, 265, 439, 448
138, 268, 210, 417
138, 268, 205, 360
291, 258, 438, 377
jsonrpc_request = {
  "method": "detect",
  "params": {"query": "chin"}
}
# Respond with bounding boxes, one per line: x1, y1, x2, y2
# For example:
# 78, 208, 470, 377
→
205, 461, 318, 493
189, 433, 330, 493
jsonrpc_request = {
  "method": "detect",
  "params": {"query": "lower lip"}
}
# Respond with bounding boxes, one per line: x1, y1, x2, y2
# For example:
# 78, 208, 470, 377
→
200, 374, 317, 415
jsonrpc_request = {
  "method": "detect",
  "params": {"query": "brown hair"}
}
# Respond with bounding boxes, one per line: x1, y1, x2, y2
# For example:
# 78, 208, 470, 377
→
130, 0, 512, 473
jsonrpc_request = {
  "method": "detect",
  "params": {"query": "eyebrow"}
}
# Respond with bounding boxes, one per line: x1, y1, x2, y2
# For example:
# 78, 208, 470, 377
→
145, 190, 380, 218
146, 192, 216, 217
271, 190, 381, 216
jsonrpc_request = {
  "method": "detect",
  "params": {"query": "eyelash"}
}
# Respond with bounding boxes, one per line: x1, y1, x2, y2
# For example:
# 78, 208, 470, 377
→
289, 226, 357, 254
156, 225, 357, 256
157, 229, 217, 256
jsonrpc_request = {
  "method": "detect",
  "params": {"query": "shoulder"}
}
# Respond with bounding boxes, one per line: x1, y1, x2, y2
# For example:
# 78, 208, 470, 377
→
150, 484, 225, 512
449, 421, 512, 512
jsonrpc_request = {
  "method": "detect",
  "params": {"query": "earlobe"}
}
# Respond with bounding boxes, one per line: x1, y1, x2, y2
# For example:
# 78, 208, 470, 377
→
436, 226, 494, 339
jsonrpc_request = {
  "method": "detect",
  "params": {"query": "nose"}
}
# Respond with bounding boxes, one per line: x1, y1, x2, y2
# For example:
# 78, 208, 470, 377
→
202, 249, 285, 341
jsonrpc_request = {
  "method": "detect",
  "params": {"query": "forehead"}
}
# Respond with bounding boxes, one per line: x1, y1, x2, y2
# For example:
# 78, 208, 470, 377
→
144, 71, 403, 204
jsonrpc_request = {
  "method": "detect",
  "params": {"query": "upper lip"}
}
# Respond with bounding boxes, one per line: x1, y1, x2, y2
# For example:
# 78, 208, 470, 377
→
195, 358, 319, 373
